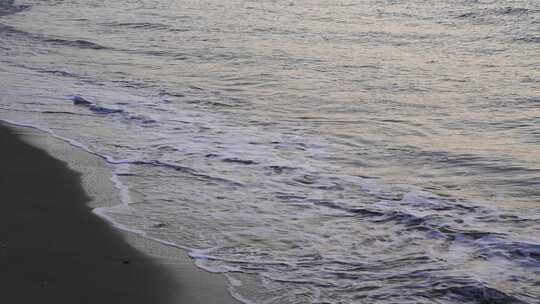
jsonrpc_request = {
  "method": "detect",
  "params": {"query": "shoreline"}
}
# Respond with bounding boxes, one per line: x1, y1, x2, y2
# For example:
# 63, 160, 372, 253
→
0, 123, 239, 304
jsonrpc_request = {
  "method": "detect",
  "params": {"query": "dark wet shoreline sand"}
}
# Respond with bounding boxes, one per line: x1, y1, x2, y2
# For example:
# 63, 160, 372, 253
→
0, 123, 238, 304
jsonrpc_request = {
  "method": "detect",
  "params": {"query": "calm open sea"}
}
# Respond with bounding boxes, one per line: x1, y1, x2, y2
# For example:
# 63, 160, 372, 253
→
1, 0, 539, 303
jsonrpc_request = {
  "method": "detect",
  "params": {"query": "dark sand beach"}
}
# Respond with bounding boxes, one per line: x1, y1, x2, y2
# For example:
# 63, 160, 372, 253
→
0, 124, 238, 304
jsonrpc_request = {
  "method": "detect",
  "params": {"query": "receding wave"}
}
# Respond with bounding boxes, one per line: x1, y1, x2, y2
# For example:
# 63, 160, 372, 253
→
515, 36, 540, 43
496, 7, 539, 16
40, 70, 78, 77
70, 95, 157, 124
457, 7, 539, 19
222, 158, 258, 165
45, 38, 108, 50
0, 23, 109, 50
101, 21, 170, 30
0, 23, 29, 36
430, 284, 528, 304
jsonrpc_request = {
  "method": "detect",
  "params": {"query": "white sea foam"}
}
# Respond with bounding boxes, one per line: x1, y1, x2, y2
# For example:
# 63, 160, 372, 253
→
0, 119, 193, 249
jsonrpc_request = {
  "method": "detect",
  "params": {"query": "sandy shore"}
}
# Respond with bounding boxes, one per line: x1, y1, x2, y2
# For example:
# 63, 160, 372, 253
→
0, 123, 239, 304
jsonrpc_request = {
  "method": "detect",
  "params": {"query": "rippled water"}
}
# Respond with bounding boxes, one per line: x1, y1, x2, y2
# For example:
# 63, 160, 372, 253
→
1, 0, 539, 303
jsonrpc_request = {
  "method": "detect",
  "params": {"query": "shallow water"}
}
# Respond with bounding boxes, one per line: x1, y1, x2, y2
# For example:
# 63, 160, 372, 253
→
1, 0, 539, 303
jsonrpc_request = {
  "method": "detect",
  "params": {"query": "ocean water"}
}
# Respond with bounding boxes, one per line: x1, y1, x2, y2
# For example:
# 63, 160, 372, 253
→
1, 0, 539, 303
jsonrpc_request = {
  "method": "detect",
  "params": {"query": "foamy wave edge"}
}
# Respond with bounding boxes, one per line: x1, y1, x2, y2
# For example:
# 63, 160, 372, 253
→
0, 118, 253, 304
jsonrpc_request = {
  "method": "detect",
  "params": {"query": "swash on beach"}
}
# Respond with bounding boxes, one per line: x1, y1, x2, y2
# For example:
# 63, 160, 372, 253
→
1, 0, 539, 303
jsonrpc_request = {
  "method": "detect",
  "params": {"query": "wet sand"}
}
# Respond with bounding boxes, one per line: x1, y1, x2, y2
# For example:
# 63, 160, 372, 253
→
0, 123, 239, 304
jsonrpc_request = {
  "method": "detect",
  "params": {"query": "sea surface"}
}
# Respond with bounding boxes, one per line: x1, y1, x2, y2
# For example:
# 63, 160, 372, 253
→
1, 0, 539, 303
